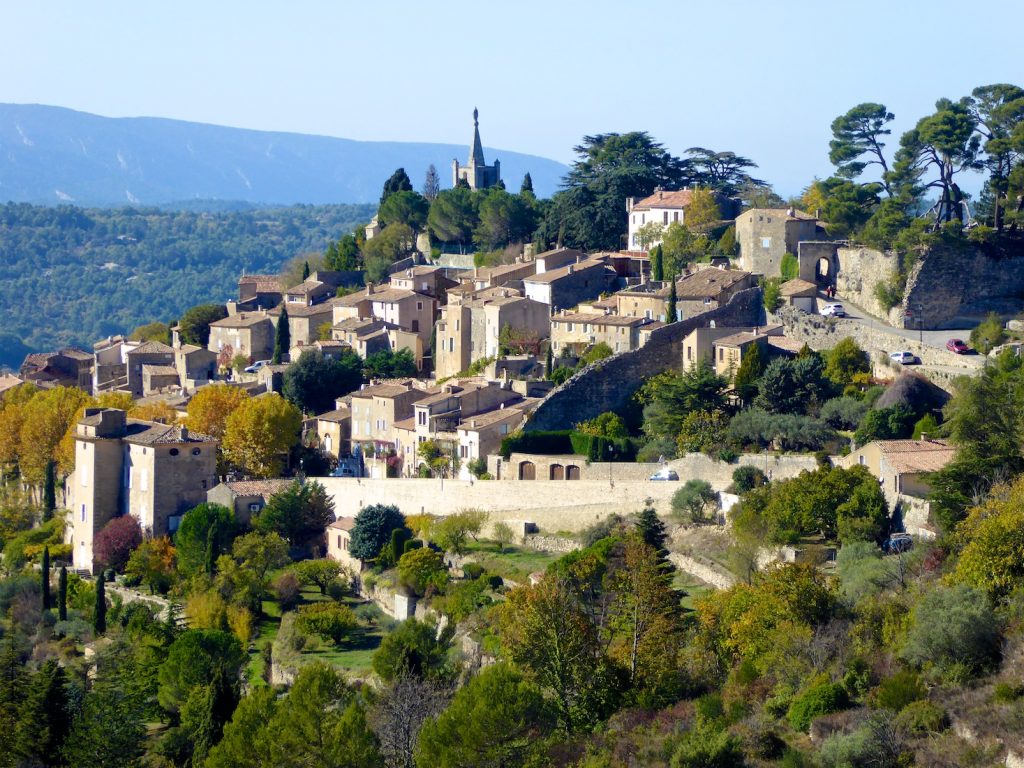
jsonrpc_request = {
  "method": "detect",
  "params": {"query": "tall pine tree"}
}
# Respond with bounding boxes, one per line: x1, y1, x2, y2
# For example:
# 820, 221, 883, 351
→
520, 173, 534, 196
272, 306, 290, 365
14, 661, 72, 767
635, 501, 668, 557
666, 275, 678, 323
380, 168, 413, 205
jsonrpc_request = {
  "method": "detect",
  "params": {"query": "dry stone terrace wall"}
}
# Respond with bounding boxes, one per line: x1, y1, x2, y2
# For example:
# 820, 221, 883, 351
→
524, 287, 764, 432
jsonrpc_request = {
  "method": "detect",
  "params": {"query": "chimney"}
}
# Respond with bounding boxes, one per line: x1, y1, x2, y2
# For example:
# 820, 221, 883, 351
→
567, 265, 575, 274
919, 433, 929, 442
787, 207, 795, 217
365, 281, 374, 296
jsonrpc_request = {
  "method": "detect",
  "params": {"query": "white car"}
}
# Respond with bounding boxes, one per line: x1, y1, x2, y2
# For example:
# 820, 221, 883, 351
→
244, 359, 271, 373
821, 303, 846, 317
649, 467, 679, 481
889, 351, 919, 365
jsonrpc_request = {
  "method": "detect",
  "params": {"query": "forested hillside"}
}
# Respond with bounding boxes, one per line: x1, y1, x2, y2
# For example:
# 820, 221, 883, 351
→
0, 202, 374, 366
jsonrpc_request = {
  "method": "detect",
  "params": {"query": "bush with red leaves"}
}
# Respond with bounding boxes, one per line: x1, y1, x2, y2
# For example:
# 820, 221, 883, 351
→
94, 515, 143, 572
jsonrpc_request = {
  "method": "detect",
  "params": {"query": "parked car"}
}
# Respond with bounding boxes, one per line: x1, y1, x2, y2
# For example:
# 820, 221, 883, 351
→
889, 350, 919, 365
330, 463, 358, 478
649, 467, 679, 481
821, 303, 846, 317
883, 533, 913, 554
946, 338, 971, 354
244, 359, 271, 373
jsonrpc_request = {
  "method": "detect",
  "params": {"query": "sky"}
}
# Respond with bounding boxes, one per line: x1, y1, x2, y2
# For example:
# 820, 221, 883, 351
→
2, 0, 1022, 196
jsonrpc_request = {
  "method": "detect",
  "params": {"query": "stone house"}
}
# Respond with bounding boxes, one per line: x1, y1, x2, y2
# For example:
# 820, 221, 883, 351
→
535, 248, 588, 274
522, 258, 613, 310
141, 364, 180, 396
282, 270, 363, 307
455, 403, 535, 480
173, 343, 217, 390
67, 408, 217, 573
839, 438, 956, 510
125, 341, 175, 398
549, 312, 650, 355
708, 327, 801, 378
206, 478, 295, 527
92, 336, 132, 393
349, 381, 432, 456
779, 278, 819, 312
208, 311, 275, 362
21, 348, 94, 391
626, 188, 735, 250
331, 318, 424, 369
435, 292, 550, 379
330, 288, 375, 324
237, 274, 283, 310
736, 208, 818, 277
314, 407, 352, 459
614, 268, 752, 322
368, 287, 436, 345
326, 517, 363, 573
389, 265, 459, 301
270, 302, 334, 351
681, 325, 780, 371
463, 260, 538, 292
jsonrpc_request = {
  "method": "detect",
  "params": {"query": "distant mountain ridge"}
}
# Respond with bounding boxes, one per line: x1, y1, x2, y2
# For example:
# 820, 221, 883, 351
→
0, 104, 568, 207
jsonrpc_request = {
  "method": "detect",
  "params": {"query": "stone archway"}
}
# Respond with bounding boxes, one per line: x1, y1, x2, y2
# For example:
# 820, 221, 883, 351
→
519, 461, 536, 480
815, 256, 833, 284
550, 463, 564, 480
566, 465, 581, 480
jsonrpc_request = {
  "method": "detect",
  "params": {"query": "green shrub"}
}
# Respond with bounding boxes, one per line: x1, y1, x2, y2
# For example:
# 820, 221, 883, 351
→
780, 252, 799, 281
993, 681, 1024, 703
462, 563, 485, 580
787, 681, 849, 732
895, 700, 948, 734
871, 669, 926, 711
731, 466, 767, 493
901, 584, 1000, 677
763, 278, 782, 312
970, 312, 1007, 354
294, 603, 358, 645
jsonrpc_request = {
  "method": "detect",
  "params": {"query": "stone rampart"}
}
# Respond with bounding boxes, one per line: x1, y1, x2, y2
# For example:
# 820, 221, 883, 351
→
524, 287, 764, 432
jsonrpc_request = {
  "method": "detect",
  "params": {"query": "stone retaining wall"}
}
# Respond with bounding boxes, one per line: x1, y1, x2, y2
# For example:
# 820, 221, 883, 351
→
667, 552, 735, 589
525, 287, 764, 432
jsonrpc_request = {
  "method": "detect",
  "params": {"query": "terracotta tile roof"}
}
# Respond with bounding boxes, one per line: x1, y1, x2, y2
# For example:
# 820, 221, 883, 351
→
239, 274, 282, 292
316, 408, 351, 422
331, 291, 374, 308
632, 189, 694, 210
223, 478, 295, 498
368, 288, 420, 304
458, 405, 532, 431
125, 420, 215, 445
328, 516, 356, 531
350, 382, 415, 399
127, 341, 174, 355
393, 417, 416, 431
552, 312, 647, 327
61, 347, 93, 360
523, 258, 608, 285
270, 303, 333, 318
0, 374, 23, 395
675, 268, 751, 299
780, 279, 819, 296
743, 207, 817, 222
211, 312, 272, 328
142, 364, 179, 376
875, 439, 956, 475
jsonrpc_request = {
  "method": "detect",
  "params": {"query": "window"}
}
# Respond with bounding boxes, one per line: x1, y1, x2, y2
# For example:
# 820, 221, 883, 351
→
687, 346, 693, 361
416, 301, 423, 311
761, 237, 772, 249
169, 448, 179, 456
674, 211, 680, 222
644, 309, 652, 320
337, 534, 342, 549
81, 504, 86, 522
460, 445, 467, 458
641, 213, 645, 224
663, 211, 668, 224
411, 320, 419, 332
343, 537, 349, 551
249, 502, 261, 513
192, 448, 201, 456
418, 411, 426, 425
567, 323, 573, 332
500, 423, 509, 435
719, 348, 724, 361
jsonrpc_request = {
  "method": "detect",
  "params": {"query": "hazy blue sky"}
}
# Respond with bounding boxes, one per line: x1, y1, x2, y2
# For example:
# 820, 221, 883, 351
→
2, 0, 1021, 195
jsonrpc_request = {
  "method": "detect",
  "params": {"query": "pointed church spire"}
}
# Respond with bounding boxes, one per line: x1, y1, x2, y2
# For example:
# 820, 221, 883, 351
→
469, 107, 485, 167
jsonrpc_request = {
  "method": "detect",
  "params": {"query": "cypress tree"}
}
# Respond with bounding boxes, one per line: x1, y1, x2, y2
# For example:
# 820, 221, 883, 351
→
651, 244, 664, 282
667, 275, 678, 323
520, 173, 534, 196
272, 305, 290, 364
94, 573, 106, 635
205, 525, 218, 575
13, 660, 71, 766
301, 260, 310, 281
546, 344, 554, 379
43, 460, 56, 521
635, 502, 668, 556
58, 566, 68, 621
41, 546, 51, 611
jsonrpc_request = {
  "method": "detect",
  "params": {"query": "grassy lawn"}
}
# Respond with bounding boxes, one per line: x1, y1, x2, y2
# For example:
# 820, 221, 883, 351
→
462, 540, 562, 583
673, 569, 715, 612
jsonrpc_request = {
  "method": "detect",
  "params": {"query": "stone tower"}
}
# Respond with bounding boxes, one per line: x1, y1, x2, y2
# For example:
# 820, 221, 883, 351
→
451, 108, 501, 190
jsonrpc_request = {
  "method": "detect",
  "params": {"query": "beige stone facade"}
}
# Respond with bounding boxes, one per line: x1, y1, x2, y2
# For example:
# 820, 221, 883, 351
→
208, 311, 275, 361
839, 439, 955, 510
549, 312, 649, 355
736, 208, 818, 277
326, 517, 363, 573
68, 408, 217, 573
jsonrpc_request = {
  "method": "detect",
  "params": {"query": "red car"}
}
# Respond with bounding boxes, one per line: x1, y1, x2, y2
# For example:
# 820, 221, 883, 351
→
946, 338, 970, 354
